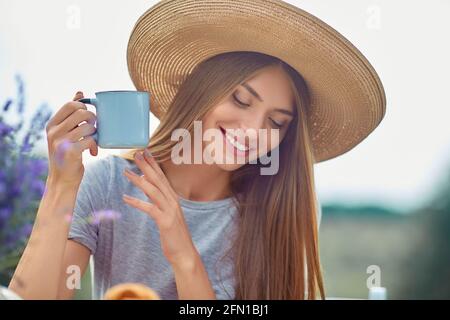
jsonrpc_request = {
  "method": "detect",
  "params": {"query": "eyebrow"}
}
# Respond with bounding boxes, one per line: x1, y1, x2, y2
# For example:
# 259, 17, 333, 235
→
241, 82, 294, 117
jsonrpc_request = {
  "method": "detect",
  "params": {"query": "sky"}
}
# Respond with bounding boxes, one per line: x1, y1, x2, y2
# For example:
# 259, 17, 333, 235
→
1, 0, 449, 212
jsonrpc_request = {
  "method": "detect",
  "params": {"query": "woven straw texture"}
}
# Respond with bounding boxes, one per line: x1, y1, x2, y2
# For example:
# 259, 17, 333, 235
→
127, 0, 386, 163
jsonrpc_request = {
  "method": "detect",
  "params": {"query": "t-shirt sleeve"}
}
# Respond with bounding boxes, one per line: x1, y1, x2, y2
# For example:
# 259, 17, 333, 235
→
68, 156, 112, 255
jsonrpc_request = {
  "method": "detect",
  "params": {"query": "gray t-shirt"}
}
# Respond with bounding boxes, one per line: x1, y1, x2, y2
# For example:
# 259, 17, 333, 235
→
68, 155, 238, 300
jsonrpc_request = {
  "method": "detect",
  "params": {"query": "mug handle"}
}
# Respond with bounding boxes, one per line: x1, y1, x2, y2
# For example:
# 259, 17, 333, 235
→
77, 98, 98, 143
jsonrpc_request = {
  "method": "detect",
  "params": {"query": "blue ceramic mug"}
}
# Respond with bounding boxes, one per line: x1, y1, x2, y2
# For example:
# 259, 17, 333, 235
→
78, 90, 150, 148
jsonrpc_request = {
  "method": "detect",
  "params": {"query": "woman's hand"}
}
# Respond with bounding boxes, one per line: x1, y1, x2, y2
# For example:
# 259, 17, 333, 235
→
46, 91, 98, 187
122, 150, 198, 269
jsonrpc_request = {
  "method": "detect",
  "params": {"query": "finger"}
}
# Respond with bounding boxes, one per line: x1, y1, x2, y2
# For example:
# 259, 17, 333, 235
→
73, 91, 84, 101
122, 194, 163, 223
66, 123, 98, 156
53, 136, 95, 164
123, 169, 167, 210
89, 141, 99, 156
47, 101, 87, 128
66, 123, 96, 142
134, 151, 174, 201
56, 109, 97, 134
143, 149, 170, 183
135, 152, 178, 200
72, 136, 97, 155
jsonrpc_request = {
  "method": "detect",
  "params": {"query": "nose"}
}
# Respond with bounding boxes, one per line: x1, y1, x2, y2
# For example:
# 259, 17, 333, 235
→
238, 114, 266, 149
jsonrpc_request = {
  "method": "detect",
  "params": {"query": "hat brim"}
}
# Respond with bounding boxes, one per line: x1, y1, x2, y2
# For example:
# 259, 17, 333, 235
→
127, 0, 386, 163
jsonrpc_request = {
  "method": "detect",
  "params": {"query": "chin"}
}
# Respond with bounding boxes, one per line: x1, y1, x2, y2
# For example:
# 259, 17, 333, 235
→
214, 162, 246, 172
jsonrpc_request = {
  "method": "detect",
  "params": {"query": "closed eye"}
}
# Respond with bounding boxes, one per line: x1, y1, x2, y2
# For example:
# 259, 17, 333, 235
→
232, 93, 250, 108
233, 93, 284, 128
270, 119, 283, 128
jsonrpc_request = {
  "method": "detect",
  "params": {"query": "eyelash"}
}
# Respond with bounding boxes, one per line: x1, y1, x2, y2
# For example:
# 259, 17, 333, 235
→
232, 93, 249, 108
232, 93, 284, 128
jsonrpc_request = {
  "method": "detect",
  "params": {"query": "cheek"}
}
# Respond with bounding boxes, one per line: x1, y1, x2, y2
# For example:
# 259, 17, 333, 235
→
204, 101, 236, 123
258, 129, 283, 155
249, 131, 284, 163
270, 129, 283, 149
201, 102, 286, 158
200, 102, 233, 143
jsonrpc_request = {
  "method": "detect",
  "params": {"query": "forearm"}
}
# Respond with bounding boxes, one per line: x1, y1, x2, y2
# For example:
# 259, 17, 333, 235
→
8, 178, 79, 300
173, 252, 217, 300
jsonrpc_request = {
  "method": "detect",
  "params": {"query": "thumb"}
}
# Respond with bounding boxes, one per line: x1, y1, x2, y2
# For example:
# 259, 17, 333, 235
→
89, 137, 98, 157
73, 91, 84, 101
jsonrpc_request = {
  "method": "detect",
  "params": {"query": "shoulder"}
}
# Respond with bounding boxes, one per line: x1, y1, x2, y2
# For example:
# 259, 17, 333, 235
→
108, 154, 137, 178
84, 154, 134, 177
77, 154, 136, 208
80, 155, 133, 195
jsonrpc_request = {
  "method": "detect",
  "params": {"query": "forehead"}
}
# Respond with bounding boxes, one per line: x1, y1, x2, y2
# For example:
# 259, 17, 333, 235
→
241, 66, 295, 112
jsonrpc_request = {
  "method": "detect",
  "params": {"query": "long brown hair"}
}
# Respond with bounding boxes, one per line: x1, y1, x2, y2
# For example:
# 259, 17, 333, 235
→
117, 51, 325, 299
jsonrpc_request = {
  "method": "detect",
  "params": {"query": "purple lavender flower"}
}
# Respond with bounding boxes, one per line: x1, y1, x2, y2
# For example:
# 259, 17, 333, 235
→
13, 120, 24, 132
1, 75, 53, 280
19, 103, 51, 154
29, 158, 48, 177
8, 182, 21, 198
89, 210, 122, 225
54, 138, 73, 167
2, 99, 12, 112
0, 170, 8, 202
20, 133, 32, 153
0, 207, 13, 229
30, 179, 46, 197
0, 183, 6, 202
0, 122, 14, 137
4, 223, 32, 250
18, 223, 32, 239
15, 74, 25, 115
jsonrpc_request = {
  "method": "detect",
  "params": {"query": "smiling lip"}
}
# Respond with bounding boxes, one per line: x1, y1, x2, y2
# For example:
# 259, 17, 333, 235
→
219, 126, 250, 158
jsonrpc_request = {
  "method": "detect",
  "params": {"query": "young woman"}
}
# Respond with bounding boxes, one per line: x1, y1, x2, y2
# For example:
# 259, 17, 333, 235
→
9, 0, 385, 300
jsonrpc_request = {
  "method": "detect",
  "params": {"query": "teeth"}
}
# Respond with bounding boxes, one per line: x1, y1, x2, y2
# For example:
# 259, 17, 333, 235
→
224, 131, 249, 152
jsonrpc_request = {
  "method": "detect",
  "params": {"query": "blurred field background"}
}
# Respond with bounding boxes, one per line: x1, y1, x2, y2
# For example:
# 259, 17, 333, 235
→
319, 186, 450, 299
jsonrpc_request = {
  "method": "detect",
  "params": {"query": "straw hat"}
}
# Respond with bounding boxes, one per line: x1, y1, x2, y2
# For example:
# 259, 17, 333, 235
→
126, 0, 386, 163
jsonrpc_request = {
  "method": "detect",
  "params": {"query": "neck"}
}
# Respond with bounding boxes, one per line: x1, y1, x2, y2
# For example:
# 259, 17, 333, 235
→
160, 159, 232, 202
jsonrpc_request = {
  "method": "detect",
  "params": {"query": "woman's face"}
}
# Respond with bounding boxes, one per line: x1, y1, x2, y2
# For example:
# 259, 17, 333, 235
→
201, 65, 296, 171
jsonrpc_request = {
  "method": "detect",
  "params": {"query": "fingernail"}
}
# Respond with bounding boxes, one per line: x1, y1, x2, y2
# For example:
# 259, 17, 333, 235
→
144, 149, 152, 158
